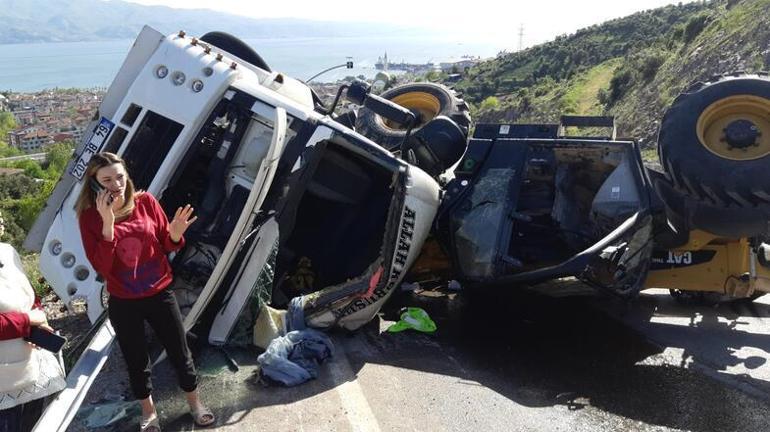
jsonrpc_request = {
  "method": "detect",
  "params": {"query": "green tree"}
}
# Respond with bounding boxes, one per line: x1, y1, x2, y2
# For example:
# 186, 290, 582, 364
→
0, 111, 15, 136
0, 142, 21, 158
424, 70, 445, 82
0, 173, 39, 200
0, 173, 45, 249
638, 48, 668, 82
479, 96, 501, 111
607, 68, 634, 105
43, 141, 75, 180
0, 112, 20, 158
683, 12, 711, 43
16, 182, 53, 232
12, 159, 46, 179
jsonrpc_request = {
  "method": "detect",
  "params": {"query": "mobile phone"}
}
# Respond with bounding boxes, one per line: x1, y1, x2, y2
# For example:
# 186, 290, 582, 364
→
89, 178, 113, 203
89, 177, 105, 194
24, 327, 67, 353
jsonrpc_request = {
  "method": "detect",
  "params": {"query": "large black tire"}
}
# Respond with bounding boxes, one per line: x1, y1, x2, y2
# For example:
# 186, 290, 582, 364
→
356, 83, 471, 151
658, 73, 770, 236
200, 31, 271, 72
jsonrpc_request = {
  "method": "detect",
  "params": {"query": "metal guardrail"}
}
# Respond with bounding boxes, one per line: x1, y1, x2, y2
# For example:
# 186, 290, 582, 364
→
32, 320, 116, 432
0, 152, 47, 162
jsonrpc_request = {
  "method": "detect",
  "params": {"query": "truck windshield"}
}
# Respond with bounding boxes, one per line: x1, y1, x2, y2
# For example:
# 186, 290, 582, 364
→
122, 110, 184, 190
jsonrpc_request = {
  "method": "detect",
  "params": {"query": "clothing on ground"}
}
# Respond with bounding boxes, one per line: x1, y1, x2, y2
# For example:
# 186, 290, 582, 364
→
257, 329, 334, 386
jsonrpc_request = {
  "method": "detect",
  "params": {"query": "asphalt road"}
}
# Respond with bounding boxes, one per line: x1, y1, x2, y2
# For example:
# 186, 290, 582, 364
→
70, 288, 770, 431
598, 288, 770, 404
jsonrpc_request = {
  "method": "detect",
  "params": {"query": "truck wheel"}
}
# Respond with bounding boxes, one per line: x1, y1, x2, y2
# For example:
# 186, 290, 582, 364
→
356, 83, 471, 151
658, 74, 770, 235
200, 31, 271, 72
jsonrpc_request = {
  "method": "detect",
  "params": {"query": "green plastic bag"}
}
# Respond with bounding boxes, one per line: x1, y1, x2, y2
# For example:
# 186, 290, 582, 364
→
387, 307, 437, 333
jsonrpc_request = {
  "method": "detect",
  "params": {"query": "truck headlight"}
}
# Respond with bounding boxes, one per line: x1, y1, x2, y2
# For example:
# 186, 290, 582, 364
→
172, 71, 186, 86
61, 253, 75, 268
49, 240, 62, 256
75, 266, 90, 281
156, 65, 169, 79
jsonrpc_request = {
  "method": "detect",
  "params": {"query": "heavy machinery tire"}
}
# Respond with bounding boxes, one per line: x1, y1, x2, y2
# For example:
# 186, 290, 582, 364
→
658, 73, 770, 236
200, 31, 271, 72
356, 83, 471, 151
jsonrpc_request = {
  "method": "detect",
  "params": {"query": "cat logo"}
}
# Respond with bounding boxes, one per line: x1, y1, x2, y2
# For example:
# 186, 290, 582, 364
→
666, 251, 692, 265
649, 249, 715, 270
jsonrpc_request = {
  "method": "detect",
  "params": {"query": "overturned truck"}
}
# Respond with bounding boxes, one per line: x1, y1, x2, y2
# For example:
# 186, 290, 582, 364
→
27, 27, 440, 337
25, 26, 770, 429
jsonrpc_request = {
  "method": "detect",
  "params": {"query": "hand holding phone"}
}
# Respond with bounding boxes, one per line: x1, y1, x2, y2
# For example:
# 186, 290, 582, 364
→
89, 177, 103, 194
90, 178, 113, 204
24, 326, 67, 353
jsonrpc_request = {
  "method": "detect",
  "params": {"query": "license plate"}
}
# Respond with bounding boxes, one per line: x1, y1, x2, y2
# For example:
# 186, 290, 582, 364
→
71, 117, 115, 180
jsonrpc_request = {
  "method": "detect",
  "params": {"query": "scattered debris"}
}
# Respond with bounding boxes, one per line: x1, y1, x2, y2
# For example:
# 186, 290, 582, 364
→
80, 400, 140, 428
257, 330, 334, 386
387, 307, 437, 333
256, 298, 334, 386
219, 347, 240, 372
447, 280, 462, 291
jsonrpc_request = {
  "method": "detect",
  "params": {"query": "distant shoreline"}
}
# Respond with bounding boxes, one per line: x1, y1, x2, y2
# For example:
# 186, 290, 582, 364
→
0, 36, 496, 92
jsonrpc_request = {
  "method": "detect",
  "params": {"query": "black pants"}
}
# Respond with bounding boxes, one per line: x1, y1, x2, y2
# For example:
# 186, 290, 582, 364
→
108, 289, 198, 400
0, 398, 44, 432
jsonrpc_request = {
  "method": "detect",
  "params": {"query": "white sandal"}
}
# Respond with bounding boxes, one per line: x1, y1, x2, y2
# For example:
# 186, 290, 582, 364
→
191, 404, 216, 427
140, 412, 161, 432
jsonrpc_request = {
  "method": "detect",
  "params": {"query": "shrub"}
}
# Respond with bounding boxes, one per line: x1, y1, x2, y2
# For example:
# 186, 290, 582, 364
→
683, 12, 711, 43
638, 49, 668, 82
607, 68, 634, 104
480, 96, 501, 111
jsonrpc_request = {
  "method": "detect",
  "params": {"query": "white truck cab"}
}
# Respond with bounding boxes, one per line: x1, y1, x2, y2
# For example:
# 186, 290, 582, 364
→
27, 26, 439, 340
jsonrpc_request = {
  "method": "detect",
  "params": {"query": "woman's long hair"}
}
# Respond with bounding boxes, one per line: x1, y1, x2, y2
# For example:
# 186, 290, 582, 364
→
74, 152, 137, 219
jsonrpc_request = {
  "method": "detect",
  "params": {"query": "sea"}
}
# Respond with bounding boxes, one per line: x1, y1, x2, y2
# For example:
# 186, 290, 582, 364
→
0, 35, 507, 92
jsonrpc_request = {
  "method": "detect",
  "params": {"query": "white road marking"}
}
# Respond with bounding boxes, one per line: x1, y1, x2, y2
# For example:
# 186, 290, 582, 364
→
328, 347, 382, 432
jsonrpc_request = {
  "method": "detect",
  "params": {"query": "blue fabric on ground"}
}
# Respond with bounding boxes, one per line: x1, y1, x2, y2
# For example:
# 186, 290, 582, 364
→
257, 329, 333, 386
286, 296, 306, 332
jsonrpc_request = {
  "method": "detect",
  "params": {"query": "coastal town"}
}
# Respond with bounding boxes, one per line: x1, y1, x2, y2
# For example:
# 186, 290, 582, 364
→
0, 50, 485, 157
0, 88, 104, 153
375, 51, 481, 75
0, 84, 350, 155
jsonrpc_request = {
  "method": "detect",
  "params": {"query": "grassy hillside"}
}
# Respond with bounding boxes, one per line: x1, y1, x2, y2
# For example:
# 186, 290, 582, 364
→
613, 0, 770, 147
454, 0, 769, 153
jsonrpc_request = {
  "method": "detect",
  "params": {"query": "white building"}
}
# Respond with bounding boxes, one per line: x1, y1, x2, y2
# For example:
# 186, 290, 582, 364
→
12, 129, 52, 151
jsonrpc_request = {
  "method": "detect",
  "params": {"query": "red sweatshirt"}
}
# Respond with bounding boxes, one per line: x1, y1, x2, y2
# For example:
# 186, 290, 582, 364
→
79, 192, 185, 299
0, 297, 41, 340
0, 312, 30, 340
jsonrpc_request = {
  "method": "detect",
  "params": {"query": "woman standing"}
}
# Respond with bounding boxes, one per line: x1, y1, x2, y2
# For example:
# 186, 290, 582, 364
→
76, 153, 214, 432
0, 212, 66, 432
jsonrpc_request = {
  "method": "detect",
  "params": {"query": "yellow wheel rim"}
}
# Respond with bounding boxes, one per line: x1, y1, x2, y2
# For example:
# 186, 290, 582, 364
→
382, 92, 441, 130
696, 95, 770, 161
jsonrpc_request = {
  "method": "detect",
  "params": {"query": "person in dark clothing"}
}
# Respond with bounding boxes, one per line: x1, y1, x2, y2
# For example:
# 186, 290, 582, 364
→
76, 152, 214, 432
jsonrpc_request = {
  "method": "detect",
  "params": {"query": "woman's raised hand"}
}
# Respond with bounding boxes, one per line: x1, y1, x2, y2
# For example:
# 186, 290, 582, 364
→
169, 204, 198, 242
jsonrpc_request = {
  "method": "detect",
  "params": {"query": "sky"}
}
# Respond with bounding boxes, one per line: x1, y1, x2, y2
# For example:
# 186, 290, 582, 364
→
122, 0, 697, 50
